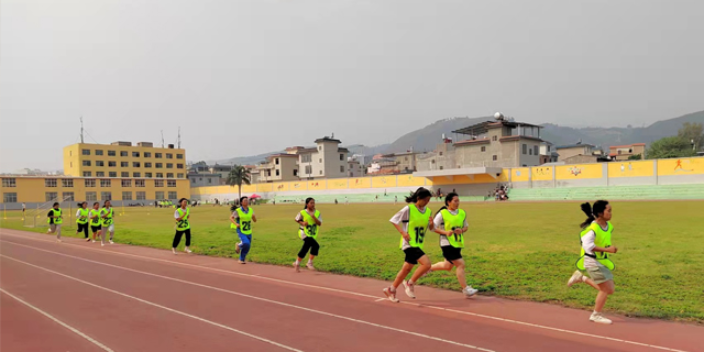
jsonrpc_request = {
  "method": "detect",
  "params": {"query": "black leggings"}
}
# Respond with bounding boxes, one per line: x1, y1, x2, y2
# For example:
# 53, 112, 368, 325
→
76, 223, 89, 238
297, 237, 320, 258
172, 229, 191, 248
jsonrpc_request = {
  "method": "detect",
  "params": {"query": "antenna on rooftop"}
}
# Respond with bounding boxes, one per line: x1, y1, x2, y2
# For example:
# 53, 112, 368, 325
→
80, 116, 84, 143
161, 130, 165, 148
177, 126, 181, 149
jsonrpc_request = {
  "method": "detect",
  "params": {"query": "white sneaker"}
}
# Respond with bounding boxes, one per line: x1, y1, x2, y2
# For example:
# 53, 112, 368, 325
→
184, 247, 192, 253
172, 248, 177, 255
567, 270, 584, 287
403, 281, 416, 299
383, 287, 400, 303
101, 242, 105, 247
109, 240, 114, 244
590, 312, 613, 325
306, 263, 316, 271
463, 286, 478, 297
235, 242, 241, 254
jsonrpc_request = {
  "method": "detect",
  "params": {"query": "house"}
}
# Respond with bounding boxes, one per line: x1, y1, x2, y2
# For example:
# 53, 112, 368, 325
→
256, 154, 299, 182
539, 141, 559, 164
296, 137, 349, 179
608, 143, 646, 161
556, 143, 596, 161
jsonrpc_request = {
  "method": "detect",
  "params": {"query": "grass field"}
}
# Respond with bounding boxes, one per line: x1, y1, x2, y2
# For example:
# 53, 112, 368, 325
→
2, 200, 703, 323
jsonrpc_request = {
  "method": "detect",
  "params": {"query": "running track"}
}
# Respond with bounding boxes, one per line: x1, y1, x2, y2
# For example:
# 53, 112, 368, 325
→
0, 229, 701, 352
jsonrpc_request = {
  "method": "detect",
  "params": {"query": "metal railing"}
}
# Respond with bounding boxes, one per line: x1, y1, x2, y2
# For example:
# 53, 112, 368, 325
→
23, 196, 75, 228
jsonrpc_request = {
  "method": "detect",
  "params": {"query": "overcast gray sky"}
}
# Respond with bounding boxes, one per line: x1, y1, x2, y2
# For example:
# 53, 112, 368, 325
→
1, 0, 703, 172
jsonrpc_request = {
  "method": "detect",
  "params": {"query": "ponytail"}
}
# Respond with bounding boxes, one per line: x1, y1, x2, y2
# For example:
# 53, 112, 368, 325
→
230, 204, 238, 212
405, 187, 432, 203
579, 202, 594, 228
580, 200, 609, 228
435, 192, 459, 217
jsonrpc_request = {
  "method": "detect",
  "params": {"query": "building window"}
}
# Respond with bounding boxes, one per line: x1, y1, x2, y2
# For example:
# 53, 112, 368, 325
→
176, 154, 183, 159
121, 162, 129, 167
145, 173, 153, 178
82, 149, 91, 156
168, 191, 178, 199
156, 163, 163, 168
166, 163, 173, 169
177, 173, 184, 178
155, 180, 164, 187
62, 179, 74, 188
293, 169, 298, 176
120, 151, 128, 157
481, 146, 486, 152
100, 192, 112, 201
305, 166, 312, 174
167, 180, 177, 187
132, 152, 140, 157
121, 172, 129, 177
529, 149, 533, 155
122, 191, 133, 201
45, 192, 58, 202
133, 162, 141, 168
96, 171, 105, 177
86, 192, 97, 201
108, 161, 117, 167
318, 146, 322, 151
1, 178, 16, 187
492, 135, 498, 142
301, 154, 312, 163
177, 164, 183, 169
266, 170, 271, 177
136, 192, 146, 200
144, 152, 152, 158
155, 153, 163, 159
319, 159, 322, 163
156, 191, 164, 200
191, 179, 196, 184
133, 172, 141, 178
156, 173, 164, 178
121, 179, 132, 187
83, 160, 92, 166
166, 153, 173, 159
100, 179, 111, 187
109, 172, 117, 178
534, 145, 539, 155
522, 144, 527, 155
144, 162, 152, 168
83, 172, 92, 177
45, 179, 57, 187
319, 170, 323, 175
340, 166, 344, 173
3, 192, 17, 203
85, 179, 96, 187
493, 155, 498, 161
275, 158, 280, 165
135, 180, 146, 188
276, 169, 280, 176
62, 192, 74, 201
108, 150, 116, 156
340, 154, 344, 161
208, 178, 212, 184
96, 150, 104, 156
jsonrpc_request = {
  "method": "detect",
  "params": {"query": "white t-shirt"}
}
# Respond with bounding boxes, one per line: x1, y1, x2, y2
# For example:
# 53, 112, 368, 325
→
581, 222, 609, 268
174, 208, 188, 219
433, 209, 469, 247
390, 205, 430, 250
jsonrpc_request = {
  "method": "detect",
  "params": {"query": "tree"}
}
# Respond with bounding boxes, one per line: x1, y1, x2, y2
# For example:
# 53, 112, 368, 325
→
226, 165, 251, 199
646, 136, 695, 159
627, 154, 642, 160
677, 122, 704, 152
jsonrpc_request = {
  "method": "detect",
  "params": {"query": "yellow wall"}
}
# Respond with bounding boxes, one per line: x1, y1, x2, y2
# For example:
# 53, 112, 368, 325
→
556, 164, 603, 180
511, 168, 530, 182
608, 160, 654, 178
328, 179, 349, 190
657, 157, 704, 176
63, 143, 187, 179
372, 176, 397, 188
349, 177, 371, 189
531, 166, 553, 181
397, 175, 426, 187
308, 180, 326, 191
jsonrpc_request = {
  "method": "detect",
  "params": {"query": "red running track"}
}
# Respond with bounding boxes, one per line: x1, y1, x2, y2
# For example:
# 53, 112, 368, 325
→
0, 229, 701, 352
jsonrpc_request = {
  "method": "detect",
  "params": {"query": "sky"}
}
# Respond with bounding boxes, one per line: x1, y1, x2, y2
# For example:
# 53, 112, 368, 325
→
1, 0, 703, 172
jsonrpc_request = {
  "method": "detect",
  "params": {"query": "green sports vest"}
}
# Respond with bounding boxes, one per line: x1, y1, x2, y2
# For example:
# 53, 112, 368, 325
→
299, 210, 320, 239
89, 209, 101, 226
101, 208, 114, 227
576, 221, 614, 271
176, 208, 190, 231
233, 207, 254, 235
76, 208, 89, 225
48, 208, 63, 224
441, 209, 466, 248
400, 204, 431, 250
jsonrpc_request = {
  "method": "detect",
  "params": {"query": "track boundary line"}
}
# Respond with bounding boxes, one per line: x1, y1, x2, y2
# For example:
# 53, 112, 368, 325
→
0, 254, 304, 352
0, 288, 115, 352
0, 233, 694, 352
0, 247, 495, 351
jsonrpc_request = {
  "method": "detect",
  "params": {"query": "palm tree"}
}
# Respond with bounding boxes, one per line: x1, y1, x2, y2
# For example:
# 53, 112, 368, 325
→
227, 165, 251, 200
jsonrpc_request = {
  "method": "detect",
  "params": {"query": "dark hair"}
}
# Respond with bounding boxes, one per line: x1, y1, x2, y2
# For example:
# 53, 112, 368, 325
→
93, 202, 100, 207
77, 201, 87, 208
103, 200, 111, 207
580, 200, 609, 228
436, 192, 459, 216
405, 187, 432, 203
178, 198, 188, 205
240, 196, 248, 205
230, 204, 238, 212
304, 197, 315, 209
53, 202, 59, 207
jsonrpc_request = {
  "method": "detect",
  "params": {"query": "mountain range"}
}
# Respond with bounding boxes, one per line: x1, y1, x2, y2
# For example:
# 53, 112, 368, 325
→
212, 110, 704, 165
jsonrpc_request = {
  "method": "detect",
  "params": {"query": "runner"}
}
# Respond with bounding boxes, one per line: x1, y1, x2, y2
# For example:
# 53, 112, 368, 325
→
75, 201, 91, 241
425, 192, 478, 297
293, 197, 322, 272
567, 200, 618, 324
46, 202, 63, 242
383, 187, 434, 302
230, 196, 257, 264
172, 198, 192, 254
89, 202, 101, 243
100, 200, 115, 246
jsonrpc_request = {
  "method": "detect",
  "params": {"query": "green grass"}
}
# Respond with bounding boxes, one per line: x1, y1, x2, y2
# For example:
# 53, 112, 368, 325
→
2, 201, 703, 323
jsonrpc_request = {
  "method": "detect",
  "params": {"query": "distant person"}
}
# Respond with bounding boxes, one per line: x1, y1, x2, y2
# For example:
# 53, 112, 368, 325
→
293, 198, 322, 272
567, 201, 618, 325
423, 193, 478, 298
89, 202, 102, 242
334, 198, 338, 205
230, 197, 256, 264
22, 203, 26, 216
100, 200, 115, 246
75, 202, 90, 241
46, 202, 63, 242
394, 195, 398, 205
172, 198, 192, 254
383, 187, 433, 302
345, 196, 348, 205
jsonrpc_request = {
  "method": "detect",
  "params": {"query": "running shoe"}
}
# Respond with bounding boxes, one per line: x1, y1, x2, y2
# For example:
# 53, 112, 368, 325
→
235, 242, 241, 254
293, 261, 300, 272
567, 270, 584, 287
306, 263, 316, 271
383, 287, 400, 303
590, 312, 612, 325
463, 286, 478, 297
403, 281, 416, 299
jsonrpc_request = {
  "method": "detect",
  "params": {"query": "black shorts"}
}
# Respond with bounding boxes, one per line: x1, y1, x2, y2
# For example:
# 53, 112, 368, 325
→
91, 225, 101, 233
441, 246, 463, 262
76, 223, 89, 232
403, 247, 426, 265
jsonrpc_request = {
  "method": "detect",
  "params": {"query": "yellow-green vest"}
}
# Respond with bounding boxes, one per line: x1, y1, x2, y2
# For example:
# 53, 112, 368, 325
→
400, 204, 431, 250
176, 208, 190, 231
101, 208, 114, 227
232, 207, 254, 235
299, 210, 320, 239
48, 208, 62, 224
441, 209, 466, 248
576, 221, 614, 271
76, 208, 90, 225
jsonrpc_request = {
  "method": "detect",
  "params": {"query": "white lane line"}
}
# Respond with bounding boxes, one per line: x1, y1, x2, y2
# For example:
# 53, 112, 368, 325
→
0, 234, 694, 352
0, 248, 495, 351
0, 288, 115, 352
0, 255, 303, 352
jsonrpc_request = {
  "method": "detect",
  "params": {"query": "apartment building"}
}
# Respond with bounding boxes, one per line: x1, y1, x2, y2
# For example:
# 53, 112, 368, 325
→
256, 154, 300, 182
297, 137, 349, 180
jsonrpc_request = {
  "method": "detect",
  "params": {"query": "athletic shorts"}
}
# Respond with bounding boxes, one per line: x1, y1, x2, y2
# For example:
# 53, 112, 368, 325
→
586, 265, 613, 284
91, 225, 102, 233
403, 247, 425, 265
103, 224, 115, 233
441, 246, 463, 262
